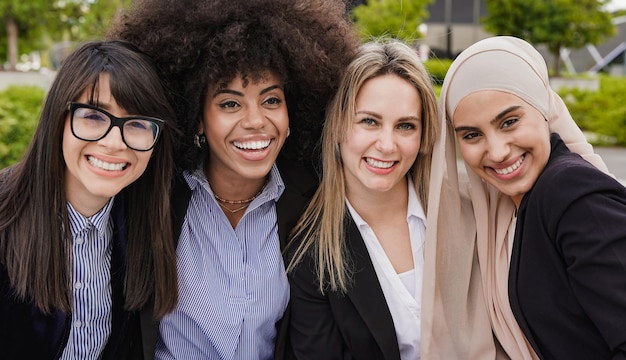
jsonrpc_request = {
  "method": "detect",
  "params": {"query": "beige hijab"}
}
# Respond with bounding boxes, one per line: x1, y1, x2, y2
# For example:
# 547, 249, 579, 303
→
421, 36, 609, 359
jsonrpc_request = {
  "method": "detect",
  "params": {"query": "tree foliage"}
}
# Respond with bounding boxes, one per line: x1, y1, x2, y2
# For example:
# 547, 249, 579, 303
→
0, 0, 53, 69
352, 0, 434, 42
1, 0, 128, 70
482, 0, 616, 76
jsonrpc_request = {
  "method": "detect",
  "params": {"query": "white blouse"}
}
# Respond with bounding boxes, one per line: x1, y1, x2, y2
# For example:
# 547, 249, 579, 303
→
346, 179, 426, 360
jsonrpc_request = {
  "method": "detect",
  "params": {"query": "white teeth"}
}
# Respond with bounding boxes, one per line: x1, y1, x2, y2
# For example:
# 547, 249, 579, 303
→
365, 158, 395, 169
88, 156, 127, 171
495, 155, 524, 175
233, 140, 271, 150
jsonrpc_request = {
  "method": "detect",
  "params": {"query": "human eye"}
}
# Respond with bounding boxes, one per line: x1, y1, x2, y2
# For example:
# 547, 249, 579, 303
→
359, 117, 376, 126
397, 122, 416, 131
75, 108, 108, 123
126, 119, 150, 131
460, 131, 481, 141
263, 96, 283, 106
218, 100, 240, 109
501, 117, 519, 129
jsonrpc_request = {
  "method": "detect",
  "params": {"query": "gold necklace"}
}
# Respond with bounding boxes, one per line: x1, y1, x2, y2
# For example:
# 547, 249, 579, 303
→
217, 201, 249, 214
213, 187, 263, 204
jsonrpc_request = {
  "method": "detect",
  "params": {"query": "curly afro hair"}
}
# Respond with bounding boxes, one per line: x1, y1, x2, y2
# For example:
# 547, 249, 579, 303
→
107, 0, 360, 170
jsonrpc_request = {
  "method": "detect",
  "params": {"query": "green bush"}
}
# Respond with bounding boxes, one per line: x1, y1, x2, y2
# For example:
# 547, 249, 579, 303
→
559, 75, 626, 146
0, 86, 45, 168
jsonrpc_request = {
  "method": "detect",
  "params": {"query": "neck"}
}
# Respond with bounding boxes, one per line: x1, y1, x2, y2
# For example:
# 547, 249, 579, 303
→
346, 178, 409, 225
205, 165, 267, 205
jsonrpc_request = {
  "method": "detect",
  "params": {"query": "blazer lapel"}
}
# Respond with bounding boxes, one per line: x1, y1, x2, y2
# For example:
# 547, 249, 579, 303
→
345, 218, 402, 360
508, 206, 544, 359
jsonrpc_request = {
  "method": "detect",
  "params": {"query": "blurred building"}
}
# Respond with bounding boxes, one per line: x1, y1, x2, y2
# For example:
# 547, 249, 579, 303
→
423, 0, 490, 58
352, 0, 626, 74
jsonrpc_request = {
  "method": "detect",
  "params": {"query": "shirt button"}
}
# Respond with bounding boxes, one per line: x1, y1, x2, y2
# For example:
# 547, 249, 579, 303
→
75, 237, 84, 245
74, 320, 82, 328
74, 282, 82, 290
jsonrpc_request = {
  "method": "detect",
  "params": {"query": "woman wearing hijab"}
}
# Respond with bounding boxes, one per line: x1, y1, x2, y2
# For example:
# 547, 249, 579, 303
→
420, 36, 621, 359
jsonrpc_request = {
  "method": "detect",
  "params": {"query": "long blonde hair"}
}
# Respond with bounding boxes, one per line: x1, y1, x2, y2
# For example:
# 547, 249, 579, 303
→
286, 39, 439, 293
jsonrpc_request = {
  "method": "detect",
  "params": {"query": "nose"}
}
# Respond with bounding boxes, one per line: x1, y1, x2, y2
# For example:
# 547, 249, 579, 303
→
241, 104, 267, 129
485, 134, 510, 163
97, 126, 127, 151
375, 127, 396, 154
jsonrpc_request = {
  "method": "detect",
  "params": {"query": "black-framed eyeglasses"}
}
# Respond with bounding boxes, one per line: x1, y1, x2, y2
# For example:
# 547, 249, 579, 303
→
67, 102, 164, 151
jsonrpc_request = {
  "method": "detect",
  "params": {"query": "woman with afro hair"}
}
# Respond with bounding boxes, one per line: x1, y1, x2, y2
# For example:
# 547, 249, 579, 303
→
107, 0, 359, 358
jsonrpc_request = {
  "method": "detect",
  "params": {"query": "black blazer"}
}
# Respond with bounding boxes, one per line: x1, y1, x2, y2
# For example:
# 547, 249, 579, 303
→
0, 193, 139, 360
286, 215, 401, 360
509, 134, 626, 360
138, 162, 318, 359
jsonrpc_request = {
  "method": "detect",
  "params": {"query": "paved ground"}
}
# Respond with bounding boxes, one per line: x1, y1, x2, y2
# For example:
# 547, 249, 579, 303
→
594, 147, 626, 185
0, 71, 55, 91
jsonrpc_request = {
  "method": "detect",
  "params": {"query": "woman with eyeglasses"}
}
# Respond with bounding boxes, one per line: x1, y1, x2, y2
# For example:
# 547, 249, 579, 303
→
0, 40, 178, 359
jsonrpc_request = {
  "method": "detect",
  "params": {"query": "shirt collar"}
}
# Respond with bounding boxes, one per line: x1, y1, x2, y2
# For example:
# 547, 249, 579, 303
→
184, 163, 285, 203
67, 197, 114, 237
406, 176, 426, 223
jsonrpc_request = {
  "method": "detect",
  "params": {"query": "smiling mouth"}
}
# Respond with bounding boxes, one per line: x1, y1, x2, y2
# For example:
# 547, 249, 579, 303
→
233, 140, 271, 150
494, 155, 524, 175
88, 156, 128, 171
365, 157, 396, 169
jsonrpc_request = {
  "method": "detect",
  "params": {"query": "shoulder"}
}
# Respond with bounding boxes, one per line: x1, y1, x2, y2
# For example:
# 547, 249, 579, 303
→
522, 144, 626, 226
534, 151, 620, 202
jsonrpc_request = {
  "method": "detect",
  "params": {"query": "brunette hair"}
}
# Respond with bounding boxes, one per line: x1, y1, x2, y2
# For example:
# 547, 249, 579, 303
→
287, 40, 439, 293
0, 40, 178, 317
107, 0, 360, 170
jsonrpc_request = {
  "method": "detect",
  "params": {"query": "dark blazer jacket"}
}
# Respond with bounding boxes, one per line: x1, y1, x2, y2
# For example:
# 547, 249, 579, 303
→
287, 215, 401, 360
0, 193, 139, 360
509, 134, 626, 360
138, 162, 318, 359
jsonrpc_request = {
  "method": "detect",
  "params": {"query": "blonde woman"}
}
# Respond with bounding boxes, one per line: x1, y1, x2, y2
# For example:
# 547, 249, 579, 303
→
286, 40, 439, 360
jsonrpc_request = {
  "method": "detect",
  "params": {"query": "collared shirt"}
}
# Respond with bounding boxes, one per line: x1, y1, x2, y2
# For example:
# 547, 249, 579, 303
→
60, 199, 114, 360
156, 165, 289, 360
346, 178, 426, 360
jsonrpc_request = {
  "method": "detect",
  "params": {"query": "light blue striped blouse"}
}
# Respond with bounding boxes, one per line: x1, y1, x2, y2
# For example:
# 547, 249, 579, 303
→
60, 199, 113, 360
155, 165, 290, 360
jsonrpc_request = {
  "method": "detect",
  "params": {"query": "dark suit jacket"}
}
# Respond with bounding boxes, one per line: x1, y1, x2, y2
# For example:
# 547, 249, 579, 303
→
138, 162, 318, 359
287, 215, 401, 360
0, 192, 139, 360
509, 134, 626, 360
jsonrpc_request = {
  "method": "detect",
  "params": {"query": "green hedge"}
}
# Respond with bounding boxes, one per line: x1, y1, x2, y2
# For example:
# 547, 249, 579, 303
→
559, 75, 626, 146
0, 86, 44, 169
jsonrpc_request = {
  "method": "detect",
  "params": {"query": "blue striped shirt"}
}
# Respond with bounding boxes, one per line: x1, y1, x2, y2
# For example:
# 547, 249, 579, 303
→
60, 199, 113, 360
155, 165, 290, 360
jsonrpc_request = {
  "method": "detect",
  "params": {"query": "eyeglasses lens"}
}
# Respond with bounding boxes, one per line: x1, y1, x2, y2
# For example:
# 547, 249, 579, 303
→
72, 107, 160, 151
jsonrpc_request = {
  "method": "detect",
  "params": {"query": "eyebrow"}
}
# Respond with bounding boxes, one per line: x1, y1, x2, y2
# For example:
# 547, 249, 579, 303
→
356, 110, 420, 122
490, 105, 522, 125
91, 101, 112, 111
212, 84, 282, 98
454, 105, 522, 132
